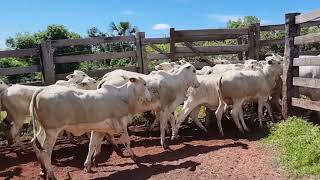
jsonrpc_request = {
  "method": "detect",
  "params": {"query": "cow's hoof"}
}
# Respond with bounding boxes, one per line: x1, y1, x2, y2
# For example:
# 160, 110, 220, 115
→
130, 155, 138, 161
84, 163, 92, 173
162, 144, 169, 150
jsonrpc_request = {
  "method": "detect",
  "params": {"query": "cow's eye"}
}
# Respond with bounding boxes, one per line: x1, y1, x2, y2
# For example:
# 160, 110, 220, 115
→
83, 75, 86, 77
144, 83, 146, 86
193, 70, 196, 73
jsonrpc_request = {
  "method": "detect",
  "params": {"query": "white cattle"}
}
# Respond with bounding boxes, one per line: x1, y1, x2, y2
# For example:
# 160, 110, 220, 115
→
30, 76, 151, 179
215, 59, 283, 136
55, 70, 90, 86
0, 71, 94, 150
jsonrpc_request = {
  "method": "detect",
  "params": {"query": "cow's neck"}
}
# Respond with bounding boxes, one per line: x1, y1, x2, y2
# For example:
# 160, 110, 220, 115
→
262, 67, 279, 91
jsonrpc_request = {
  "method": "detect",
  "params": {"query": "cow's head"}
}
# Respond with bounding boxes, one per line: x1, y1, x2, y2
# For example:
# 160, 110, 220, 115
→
179, 63, 200, 88
155, 62, 177, 71
0, 79, 8, 92
78, 77, 97, 90
66, 70, 90, 83
128, 76, 152, 102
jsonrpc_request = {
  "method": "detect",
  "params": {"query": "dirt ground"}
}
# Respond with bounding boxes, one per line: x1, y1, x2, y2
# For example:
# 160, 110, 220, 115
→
0, 121, 288, 180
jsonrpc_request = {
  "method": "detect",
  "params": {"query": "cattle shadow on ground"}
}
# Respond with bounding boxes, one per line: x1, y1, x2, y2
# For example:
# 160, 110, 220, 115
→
135, 142, 248, 164
91, 160, 200, 180
0, 145, 35, 171
0, 167, 22, 179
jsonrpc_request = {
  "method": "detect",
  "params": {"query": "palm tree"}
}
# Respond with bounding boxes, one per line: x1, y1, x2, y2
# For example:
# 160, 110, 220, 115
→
109, 21, 138, 36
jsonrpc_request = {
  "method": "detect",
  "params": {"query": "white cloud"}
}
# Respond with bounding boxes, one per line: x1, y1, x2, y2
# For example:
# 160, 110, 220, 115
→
121, 10, 136, 15
207, 14, 242, 23
152, 23, 171, 30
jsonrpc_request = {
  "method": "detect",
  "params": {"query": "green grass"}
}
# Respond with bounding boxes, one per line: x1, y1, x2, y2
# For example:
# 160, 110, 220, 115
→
263, 117, 320, 177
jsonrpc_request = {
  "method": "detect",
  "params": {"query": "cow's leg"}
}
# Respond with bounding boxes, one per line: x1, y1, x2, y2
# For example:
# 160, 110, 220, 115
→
173, 102, 200, 139
231, 101, 245, 134
258, 98, 264, 128
264, 101, 275, 122
148, 118, 159, 131
34, 129, 58, 180
84, 131, 104, 173
215, 101, 226, 136
159, 110, 169, 149
119, 128, 135, 160
9, 114, 27, 151
238, 105, 250, 132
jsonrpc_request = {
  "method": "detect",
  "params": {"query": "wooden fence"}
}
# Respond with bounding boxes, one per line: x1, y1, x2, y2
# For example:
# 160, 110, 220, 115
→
282, 9, 320, 118
0, 14, 320, 86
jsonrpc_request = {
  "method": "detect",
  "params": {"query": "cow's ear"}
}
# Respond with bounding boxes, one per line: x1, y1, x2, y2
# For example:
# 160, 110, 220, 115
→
186, 65, 191, 69
81, 82, 87, 86
128, 77, 138, 83
267, 60, 273, 65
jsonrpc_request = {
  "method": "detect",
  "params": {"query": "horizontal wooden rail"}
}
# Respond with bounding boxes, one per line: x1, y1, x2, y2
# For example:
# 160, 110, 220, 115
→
51, 36, 136, 47
260, 20, 320, 31
20, 81, 43, 86
0, 65, 42, 76
55, 66, 137, 80
293, 56, 320, 66
0, 48, 39, 58
144, 38, 170, 44
175, 28, 248, 37
300, 50, 320, 56
174, 34, 242, 42
295, 9, 320, 24
260, 39, 285, 46
294, 32, 320, 45
147, 51, 242, 60
54, 51, 136, 64
292, 97, 320, 111
293, 77, 320, 89
175, 45, 249, 53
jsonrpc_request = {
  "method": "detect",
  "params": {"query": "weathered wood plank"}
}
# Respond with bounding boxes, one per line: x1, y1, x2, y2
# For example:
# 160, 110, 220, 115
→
292, 97, 320, 111
260, 24, 284, 31
144, 38, 170, 44
301, 20, 320, 28
237, 38, 243, 60
54, 51, 136, 64
139, 32, 149, 74
0, 65, 42, 76
40, 41, 55, 85
254, 23, 261, 60
293, 56, 320, 66
260, 39, 285, 46
147, 51, 242, 60
0, 48, 39, 58
135, 32, 143, 74
175, 45, 249, 53
183, 41, 214, 66
248, 24, 255, 59
300, 50, 320, 56
51, 36, 136, 47
55, 66, 137, 80
295, 9, 320, 24
175, 28, 248, 37
282, 13, 301, 119
170, 28, 176, 62
294, 32, 320, 45
175, 34, 241, 42
293, 77, 320, 89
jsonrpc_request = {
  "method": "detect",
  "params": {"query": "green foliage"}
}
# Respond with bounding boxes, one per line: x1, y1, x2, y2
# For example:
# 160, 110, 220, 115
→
109, 21, 138, 36
263, 117, 320, 177
227, 16, 260, 29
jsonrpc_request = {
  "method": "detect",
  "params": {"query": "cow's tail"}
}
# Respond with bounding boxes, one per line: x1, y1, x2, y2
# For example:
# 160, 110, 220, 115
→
217, 75, 224, 103
30, 87, 44, 147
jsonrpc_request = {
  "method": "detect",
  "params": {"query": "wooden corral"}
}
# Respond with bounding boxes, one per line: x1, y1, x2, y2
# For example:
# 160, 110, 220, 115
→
282, 9, 320, 118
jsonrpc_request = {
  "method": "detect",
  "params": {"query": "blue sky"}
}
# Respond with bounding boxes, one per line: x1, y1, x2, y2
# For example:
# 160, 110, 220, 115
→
0, 0, 318, 48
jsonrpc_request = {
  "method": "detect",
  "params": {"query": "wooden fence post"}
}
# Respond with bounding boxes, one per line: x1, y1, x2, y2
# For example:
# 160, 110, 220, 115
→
138, 32, 149, 74
135, 32, 144, 74
170, 28, 176, 62
282, 13, 301, 119
40, 41, 55, 85
254, 23, 261, 60
237, 37, 243, 60
248, 24, 255, 59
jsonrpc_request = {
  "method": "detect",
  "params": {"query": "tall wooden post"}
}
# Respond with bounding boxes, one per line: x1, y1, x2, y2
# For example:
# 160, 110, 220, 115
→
254, 23, 261, 60
237, 37, 243, 60
135, 32, 144, 74
40, 41, 55, 85
170, 28, 176, 62
282, 13, 301, 119
248, 24, 255, 59
139, 32, 149, 74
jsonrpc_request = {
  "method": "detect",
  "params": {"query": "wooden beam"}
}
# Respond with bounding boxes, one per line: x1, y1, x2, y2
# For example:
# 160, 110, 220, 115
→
51, 36, 136, 47
247, 24, 255, 59
135, 33, 143, 74
175, 45, 248, 53
260, 24, 285, 31
282, 12, 301, 119
175, 28, 248, 37
139, 32, 149, 74
260, 39, 285, 46
40, 41, 55, 85
295, 9, 320, 24
293, 56, 320, 66
0, 48, 39, 58
144, 38, 170, 44
175, 34, 241, 42
237, 37, 243, 60
170, 28, 176, 62
147, 51, 243, 60
0, 65, 42, 76
254, 23, 261, 60
292, 97, 320, 112
293, 77, 320, 89
54, 51, 136, 64
294, 32, 320, 45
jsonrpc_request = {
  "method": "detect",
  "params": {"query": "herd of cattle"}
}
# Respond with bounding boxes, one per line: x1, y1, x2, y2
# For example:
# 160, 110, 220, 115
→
1, 53, 320, 179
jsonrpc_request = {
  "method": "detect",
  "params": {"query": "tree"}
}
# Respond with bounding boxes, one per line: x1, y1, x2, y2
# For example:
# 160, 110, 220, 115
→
227, 16, 260, 29
109, 21, 138, 36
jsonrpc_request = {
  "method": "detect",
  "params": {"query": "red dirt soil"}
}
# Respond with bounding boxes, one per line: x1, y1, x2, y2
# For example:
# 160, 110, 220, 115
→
0, 121, 287, 180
